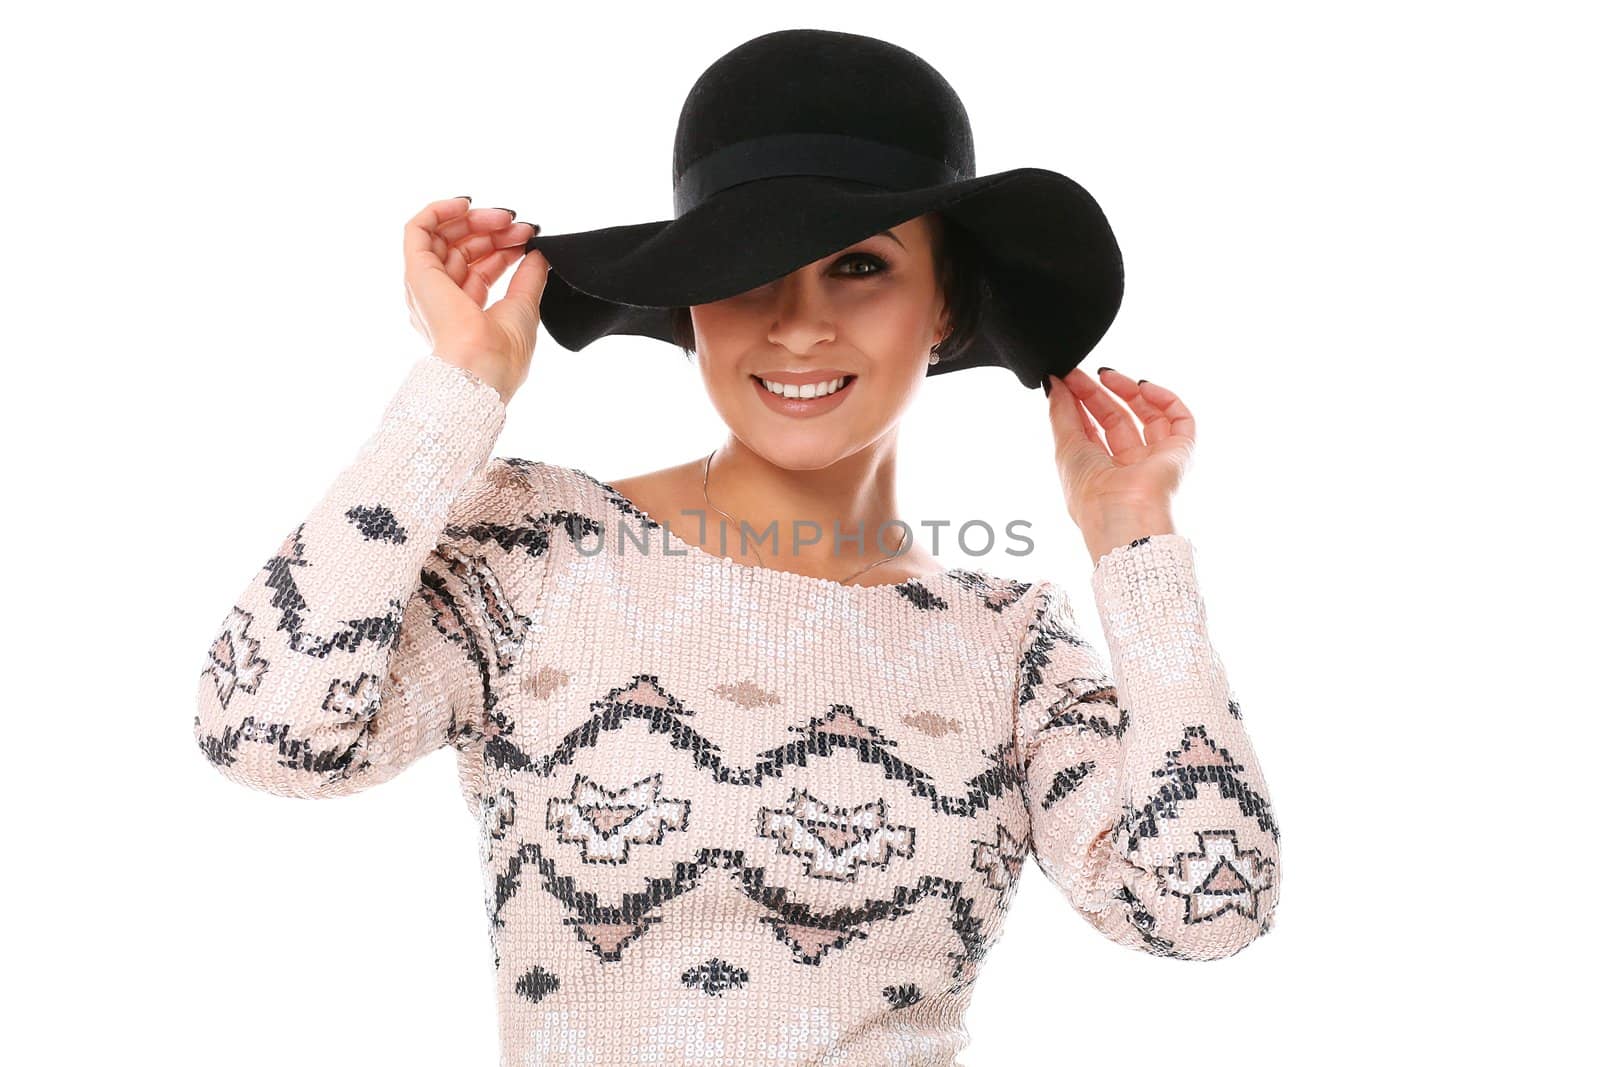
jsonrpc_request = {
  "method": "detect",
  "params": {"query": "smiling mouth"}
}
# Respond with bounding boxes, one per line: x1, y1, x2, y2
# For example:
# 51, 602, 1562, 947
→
751, 374, 857, 399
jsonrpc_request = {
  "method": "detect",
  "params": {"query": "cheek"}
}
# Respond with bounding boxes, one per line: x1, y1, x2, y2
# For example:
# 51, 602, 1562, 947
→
688, 305, 754, 363
847, 296, 929, 350
838, 295, 938, 382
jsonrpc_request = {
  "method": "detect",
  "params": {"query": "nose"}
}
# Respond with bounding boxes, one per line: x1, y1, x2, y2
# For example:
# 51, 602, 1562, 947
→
764, 268, 837, 354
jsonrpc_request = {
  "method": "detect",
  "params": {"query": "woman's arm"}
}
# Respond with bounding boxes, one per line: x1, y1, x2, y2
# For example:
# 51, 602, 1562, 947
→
1011, 532, 1280, 959
192, 353, 521, 798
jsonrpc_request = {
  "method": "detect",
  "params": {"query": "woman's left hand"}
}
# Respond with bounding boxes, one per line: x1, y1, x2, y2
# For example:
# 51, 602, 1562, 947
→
1045, 366, 1195, 562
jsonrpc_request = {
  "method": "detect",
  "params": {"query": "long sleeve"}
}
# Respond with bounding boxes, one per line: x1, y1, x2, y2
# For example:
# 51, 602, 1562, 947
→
192, 353, 517, 799
1011, 532, 1280, 960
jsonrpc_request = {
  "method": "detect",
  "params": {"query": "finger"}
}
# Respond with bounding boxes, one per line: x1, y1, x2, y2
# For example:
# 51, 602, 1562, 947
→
1074, 394, 1110, 458
459, 245, 525, 306
403, 196, 474, 271
1097, 367, 1172, 444
1136, 378, 1198, 444
433, 212, 505, 271
435, 205, 521, 245
494, 221, 537, 247
1065, 367, 1144, 457
442, 242, 473, 289
443, 222, 538, 287
503, 246, 549, 304
455, 224, 535, 262
488, 247, 551, 343
1045, 373, 1106, 473
1045, 371, 1085, 449
404, 198, 478, 317
444, 232, 500, 284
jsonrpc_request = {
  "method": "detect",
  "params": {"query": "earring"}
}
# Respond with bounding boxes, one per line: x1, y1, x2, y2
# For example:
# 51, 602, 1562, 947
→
929, 340, 944, 365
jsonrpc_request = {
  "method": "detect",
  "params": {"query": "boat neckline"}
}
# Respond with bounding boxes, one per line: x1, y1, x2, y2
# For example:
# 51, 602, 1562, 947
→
562, 463, 977, 596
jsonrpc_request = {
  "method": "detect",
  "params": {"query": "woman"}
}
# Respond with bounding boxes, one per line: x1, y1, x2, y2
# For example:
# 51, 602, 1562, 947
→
194, 29, 1280, 1066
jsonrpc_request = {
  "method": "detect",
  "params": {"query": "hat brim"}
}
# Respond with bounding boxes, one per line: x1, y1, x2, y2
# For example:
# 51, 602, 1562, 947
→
523, 166, 1123, 389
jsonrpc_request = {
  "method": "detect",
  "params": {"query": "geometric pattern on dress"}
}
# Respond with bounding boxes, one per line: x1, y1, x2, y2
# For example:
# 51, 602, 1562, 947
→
756, 788, 915, 881
1028, 675, 1126, 745
712, 678, 783, 709
546, 771, 690, 864
485, 838, 1004, 995
901, 710, 962, 737
882, 982, 923, 1009
1014, 587, 1099, 709
682, 957, 749, 996
970, 823, 1027, 894
202, 606, 269, 711
1120, 724, 1279, 852
489, 674, 1026, 820
946, 569, 1032, 613
1155, 828, 1276, 924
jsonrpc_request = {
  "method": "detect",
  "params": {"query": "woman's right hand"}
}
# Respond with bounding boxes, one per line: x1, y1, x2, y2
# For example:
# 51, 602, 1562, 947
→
403, 196, 547, 404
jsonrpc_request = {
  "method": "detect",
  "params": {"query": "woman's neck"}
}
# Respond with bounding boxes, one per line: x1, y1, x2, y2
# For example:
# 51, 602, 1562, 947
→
642, 438, 943, 582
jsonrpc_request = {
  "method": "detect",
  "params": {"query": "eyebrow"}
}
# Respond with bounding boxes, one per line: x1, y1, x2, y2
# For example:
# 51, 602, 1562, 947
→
876, 229, 905, 249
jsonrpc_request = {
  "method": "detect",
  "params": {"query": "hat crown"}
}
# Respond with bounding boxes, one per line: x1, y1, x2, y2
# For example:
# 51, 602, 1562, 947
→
671, 29, 976, 216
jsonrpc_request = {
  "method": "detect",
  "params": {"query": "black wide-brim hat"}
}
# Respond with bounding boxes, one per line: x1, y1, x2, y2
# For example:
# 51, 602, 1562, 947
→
525, 28, 1124, 391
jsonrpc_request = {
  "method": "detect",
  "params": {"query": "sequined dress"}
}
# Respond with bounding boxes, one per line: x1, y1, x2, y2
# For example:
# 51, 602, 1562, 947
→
193, 353, 1281, 1066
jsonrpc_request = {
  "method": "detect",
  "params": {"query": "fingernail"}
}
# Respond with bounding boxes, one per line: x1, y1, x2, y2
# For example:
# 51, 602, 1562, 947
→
1138, 378, 1148, 385
1097, 366, 1114, 376
454, 194, 472, 202
529, 223, 541, 235
492, 206, 516, 218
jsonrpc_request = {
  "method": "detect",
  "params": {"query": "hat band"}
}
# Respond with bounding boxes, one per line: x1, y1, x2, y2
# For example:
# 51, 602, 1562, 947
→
673, 133, 961, 217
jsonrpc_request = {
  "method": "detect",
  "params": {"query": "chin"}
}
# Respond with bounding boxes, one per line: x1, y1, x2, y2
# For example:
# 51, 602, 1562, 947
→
706, 375, 902, 467
747, 438, 858, 473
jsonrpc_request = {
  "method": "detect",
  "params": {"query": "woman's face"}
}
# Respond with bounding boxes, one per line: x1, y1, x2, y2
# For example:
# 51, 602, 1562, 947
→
688, 214, 948, 471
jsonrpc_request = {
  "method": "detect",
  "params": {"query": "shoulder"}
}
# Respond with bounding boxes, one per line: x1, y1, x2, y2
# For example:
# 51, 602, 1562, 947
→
941, 566, 1037, 615
450, 458, 646, 536
1005, 576, 1070, 644
925, 567, 1053, 662
438, 457, 563, 533
430, 459, 603, 586
458, 457, 593, 507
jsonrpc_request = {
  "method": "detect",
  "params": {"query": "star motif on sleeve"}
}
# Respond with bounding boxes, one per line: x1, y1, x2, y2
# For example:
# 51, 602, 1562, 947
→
204, 606, 270, 708
321, 672, 383, 724
1156, 829, 1276, 923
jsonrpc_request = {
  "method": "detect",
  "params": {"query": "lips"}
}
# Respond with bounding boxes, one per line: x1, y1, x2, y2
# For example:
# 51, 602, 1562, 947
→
750, 373, 858, 417
752, 373, 854, 399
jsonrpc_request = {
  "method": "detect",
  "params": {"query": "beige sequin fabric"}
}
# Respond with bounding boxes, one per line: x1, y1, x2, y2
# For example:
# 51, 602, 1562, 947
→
194, 352, 1280, 1066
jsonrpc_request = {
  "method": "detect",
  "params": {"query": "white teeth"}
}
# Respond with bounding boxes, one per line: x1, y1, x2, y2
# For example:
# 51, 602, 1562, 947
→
760, 376, 848, 398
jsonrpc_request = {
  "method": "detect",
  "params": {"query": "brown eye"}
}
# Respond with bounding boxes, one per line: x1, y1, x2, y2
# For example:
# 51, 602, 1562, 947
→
834, 252, 887, 276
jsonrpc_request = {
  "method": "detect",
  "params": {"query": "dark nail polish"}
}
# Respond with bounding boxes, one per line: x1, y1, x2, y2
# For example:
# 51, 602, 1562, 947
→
1097, 366, 1114, 376
1138, 379, 1148, 385
530, 223, 541, 235
493, 207, 516, 218
454, 195, 472, 202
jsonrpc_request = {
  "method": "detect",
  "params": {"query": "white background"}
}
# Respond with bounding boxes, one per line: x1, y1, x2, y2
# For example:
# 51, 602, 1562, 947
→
4, 2, 1595, 1064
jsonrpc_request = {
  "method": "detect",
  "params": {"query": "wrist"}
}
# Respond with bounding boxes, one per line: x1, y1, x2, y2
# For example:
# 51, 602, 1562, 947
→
1081, 506, 1176, 566
433, 351, 516, 405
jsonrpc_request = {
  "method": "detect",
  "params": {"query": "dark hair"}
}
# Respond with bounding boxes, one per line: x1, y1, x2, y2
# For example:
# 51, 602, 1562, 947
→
667, 209, 989, 365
